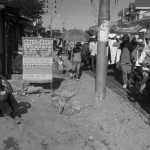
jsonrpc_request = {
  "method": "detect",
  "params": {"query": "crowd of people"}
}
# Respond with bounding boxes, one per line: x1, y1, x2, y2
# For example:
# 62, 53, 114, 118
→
0, 33, 150, 117
55, 36, 98, 79
55, 34, 150, 100
109, 34, 150, 100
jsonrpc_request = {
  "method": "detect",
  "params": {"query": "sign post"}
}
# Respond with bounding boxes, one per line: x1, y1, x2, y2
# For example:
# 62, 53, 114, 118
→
22, 37, 53, 91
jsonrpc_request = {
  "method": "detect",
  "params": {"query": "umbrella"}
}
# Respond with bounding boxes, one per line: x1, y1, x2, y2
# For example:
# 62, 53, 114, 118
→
61, 29, 90, 42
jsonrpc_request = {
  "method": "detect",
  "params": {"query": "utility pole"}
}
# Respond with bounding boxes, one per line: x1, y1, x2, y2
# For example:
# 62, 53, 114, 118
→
95, 0, 110, 101
50, 16, 53, 37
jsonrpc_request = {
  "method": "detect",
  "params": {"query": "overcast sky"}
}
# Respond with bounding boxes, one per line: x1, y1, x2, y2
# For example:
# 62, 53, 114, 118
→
42, 0, 135, 31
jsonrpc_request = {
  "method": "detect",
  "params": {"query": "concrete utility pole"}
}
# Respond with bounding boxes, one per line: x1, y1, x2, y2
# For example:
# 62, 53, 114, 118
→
95, 0, 110, 101
50, 13, 53, 37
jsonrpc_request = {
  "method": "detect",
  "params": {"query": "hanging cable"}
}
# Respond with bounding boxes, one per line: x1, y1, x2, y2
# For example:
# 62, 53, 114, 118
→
56, 0, 63, 15
90, 0, 98, 24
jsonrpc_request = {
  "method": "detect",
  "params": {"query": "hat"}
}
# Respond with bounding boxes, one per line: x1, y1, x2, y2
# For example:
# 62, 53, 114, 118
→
116, 35, 120, 39
109, 33, 116, 38
138, 39, 143, 42
135, 35, 139, 39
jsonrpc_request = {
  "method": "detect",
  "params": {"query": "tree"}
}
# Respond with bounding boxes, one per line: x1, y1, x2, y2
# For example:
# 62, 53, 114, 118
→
0, 0, 45, 20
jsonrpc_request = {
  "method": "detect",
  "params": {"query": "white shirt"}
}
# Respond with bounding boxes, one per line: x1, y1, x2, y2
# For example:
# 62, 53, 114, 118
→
89, 41, 97, 56
58, 60, 63, 65
138, 45, 150, 70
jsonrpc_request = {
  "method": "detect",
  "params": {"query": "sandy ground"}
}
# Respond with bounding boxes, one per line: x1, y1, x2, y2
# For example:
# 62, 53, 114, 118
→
0, 53, 150, 150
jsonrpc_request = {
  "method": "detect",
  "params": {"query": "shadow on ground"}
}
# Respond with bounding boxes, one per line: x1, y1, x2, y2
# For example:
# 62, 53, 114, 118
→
126, 86, 150, 115
52, 78, 64, 90
10, 102, 31, 118
106, 67, 150, 118
29, 78, 64, 91
107, 68, 123, 85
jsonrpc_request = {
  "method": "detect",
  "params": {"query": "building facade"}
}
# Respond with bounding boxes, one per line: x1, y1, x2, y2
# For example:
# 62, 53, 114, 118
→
0, 2, 29, 76
118, 0, 150, 25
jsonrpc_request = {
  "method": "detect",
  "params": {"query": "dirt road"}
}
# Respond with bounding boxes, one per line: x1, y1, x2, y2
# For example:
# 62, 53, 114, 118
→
1, 54, 150, 150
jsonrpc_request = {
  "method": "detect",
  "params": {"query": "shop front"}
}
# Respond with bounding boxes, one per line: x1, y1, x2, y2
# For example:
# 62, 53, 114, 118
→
0, 2, 30, 76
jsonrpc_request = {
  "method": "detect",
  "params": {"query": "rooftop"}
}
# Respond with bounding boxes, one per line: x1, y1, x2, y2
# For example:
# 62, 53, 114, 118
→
135, 0, 150, 9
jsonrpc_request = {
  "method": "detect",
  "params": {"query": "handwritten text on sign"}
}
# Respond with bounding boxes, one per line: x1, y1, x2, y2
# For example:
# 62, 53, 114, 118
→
23, 37, 53, 82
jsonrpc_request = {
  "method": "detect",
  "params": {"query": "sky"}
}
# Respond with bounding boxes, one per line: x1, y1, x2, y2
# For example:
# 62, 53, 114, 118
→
42, 0, 135, 31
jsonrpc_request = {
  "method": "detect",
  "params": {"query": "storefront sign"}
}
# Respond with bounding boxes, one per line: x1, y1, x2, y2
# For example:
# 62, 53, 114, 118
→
0, 4, 5, 10
112, 24, 143, 33
22, 37, 53, 82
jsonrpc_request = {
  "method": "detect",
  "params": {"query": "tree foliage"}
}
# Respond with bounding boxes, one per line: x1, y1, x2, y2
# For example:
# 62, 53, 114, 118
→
0, 0, 45, 20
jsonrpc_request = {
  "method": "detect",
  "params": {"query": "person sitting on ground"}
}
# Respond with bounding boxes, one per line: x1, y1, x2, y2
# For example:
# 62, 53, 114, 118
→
0, 75, 17, 116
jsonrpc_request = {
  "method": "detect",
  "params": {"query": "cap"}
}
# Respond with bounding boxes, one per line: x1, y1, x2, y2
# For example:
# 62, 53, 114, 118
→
116, 35, 120, 39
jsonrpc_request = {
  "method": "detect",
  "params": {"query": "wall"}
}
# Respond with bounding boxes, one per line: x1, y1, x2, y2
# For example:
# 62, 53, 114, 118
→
0, 11, 5, 74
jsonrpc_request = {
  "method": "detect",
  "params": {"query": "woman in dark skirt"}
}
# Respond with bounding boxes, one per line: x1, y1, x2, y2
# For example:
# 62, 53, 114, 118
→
0, 75, 17, 116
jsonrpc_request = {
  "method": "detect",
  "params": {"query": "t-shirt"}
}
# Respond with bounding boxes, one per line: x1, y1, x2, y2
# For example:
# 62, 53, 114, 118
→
89, 42, 97, 56
73, 48, 81, 62
120, 47, 131, 64
82, 43, 89, 54
58, 60, 63, 65
73, 52, 81, 62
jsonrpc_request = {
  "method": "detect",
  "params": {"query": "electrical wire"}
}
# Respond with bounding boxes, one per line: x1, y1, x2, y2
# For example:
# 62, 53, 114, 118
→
56, 0, 63, 15
90, 0, 98, 24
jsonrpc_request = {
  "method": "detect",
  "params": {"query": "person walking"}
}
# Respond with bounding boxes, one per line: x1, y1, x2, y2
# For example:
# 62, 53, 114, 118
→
129, 42, 144, 87
57, 38, 63, 56
129, 37, 138, 53
138, 40, 150, 95
70, 45, 82, 80
89, 38, 97, 72
81, 41, 90, 69
114, 35, 122, 70
120, 36, 132, 89
67, 41, 74, 61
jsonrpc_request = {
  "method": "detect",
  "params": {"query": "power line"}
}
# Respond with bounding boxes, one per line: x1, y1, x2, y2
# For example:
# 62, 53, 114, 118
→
56, 0, 63, 15
90, 0, 98, 24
